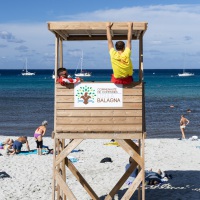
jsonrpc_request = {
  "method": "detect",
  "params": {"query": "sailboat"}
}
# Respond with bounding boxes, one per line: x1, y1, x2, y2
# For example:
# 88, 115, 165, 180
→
178, 52, 194, 77
178, 70, 194, 77
74, 51, 91, 77
52, 70, 55, 79
21, 58, 35, 76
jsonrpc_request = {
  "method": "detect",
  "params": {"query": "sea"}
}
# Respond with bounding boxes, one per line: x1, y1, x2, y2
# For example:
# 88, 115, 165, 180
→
0, 69, 200, 139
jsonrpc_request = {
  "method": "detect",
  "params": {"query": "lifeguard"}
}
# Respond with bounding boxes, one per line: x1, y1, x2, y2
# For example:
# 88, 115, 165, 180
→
106, 22, 134, 84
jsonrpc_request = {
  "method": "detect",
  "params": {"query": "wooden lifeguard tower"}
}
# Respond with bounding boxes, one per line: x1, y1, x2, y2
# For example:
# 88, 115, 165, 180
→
48, 21, 148, 200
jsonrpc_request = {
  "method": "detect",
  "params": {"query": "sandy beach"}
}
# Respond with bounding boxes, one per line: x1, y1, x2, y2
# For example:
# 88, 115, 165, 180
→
0, 135, 200, 200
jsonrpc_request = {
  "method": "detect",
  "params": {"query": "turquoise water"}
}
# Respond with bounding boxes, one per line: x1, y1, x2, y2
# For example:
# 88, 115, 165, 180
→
0, 69, 199, 138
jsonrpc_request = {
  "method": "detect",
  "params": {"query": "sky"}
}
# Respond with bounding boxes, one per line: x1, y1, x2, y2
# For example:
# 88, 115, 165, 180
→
0, 1, 200, 70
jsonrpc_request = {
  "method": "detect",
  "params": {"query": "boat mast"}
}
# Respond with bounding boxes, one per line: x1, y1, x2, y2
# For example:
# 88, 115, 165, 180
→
80, 50, 83, 72
25, 58, 28, 73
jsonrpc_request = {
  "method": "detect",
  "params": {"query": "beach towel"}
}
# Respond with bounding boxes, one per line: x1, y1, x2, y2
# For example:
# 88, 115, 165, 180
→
71, 149, 83, 153
67, 156, 78, 163
103, 141, 120, 146
18, 149, 48, 155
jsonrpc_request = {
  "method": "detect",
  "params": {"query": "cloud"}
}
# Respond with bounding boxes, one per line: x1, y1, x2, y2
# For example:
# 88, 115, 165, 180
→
15, 45, 29, 52
0, 31, 25, 43
1, 4, 200, 69
57, 4, 200, 68
0, 44, 7, 48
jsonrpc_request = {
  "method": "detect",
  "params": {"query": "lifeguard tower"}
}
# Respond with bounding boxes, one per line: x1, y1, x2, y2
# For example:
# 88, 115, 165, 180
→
48, 21, 148, 200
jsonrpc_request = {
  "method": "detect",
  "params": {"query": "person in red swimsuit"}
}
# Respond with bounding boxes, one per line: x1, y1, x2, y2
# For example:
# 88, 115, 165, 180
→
34, 120, 48, 155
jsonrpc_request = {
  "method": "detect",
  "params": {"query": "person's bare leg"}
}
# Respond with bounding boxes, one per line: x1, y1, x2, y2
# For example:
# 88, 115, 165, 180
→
37, 135, 42, 155
181, 128, 186, 139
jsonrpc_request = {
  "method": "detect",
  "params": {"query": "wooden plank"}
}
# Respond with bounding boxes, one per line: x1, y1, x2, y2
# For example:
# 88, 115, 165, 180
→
48, 22, 147, 30
56, 82, 142, 90
56, 124, 142, 132
66, 158, 99, 200
56, 87, 142, 96
117, 140, 143, 167
55, 139, 83, 166
56, 116, 142, 125
55, 170, 76, 199
55, 132, 145, 140
105, 158, 138, 200
56, 95, 142, 103
56, 109, 142, 117
122, 170, 143, 200
56, 102, 142, 109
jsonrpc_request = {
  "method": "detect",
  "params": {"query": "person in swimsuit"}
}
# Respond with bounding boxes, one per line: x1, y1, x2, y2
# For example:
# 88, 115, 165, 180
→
9, 136, 30, 155
180, 115, 189, 139
0, 138, 14, 152
34, 120, 48, 155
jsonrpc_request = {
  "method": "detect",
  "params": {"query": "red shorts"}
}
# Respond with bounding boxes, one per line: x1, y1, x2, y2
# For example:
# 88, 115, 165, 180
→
111, 74, 133, 84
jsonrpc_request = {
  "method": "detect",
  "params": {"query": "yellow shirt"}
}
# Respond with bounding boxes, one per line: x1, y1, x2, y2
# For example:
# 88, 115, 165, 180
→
109, 47, 133, 78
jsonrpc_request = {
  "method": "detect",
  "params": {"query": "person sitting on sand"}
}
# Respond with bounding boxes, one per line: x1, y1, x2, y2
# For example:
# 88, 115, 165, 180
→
0, 138, 14, 151
57, 68, 82, 87
8, 136, 30, 155
34, 120, 48, 155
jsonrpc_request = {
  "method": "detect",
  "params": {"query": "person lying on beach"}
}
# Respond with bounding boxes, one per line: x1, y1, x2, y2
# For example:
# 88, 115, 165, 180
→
34, 120, 48, 155
57, 68, 82, 87
8, 136, 30, 155
125, 157, 170, 186
106, 22, 134, 84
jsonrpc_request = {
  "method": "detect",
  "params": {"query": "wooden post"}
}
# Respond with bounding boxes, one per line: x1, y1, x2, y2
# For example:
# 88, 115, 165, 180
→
139, 34, 144, 82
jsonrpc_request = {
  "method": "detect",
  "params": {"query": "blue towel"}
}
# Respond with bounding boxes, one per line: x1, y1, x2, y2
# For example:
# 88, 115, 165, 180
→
18, 149, 48, 155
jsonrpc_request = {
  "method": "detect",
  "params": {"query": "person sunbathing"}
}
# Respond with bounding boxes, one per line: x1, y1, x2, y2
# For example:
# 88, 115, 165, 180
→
125, 157, 172, 186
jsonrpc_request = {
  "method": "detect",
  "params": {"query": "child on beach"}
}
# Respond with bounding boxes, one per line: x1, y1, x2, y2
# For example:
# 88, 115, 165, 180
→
57, 68, 82, 86
106, 22, 134, 84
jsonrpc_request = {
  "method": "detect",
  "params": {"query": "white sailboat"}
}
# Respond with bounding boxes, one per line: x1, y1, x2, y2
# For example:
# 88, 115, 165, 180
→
52, 70, 55, 79
74, 51, 91, 77
21, 58, 35, 76
178, 70, 194, 77
178, 52, 194, 77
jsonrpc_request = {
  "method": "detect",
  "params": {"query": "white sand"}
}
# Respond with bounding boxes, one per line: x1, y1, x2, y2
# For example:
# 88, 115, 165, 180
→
0, 136, 200, 200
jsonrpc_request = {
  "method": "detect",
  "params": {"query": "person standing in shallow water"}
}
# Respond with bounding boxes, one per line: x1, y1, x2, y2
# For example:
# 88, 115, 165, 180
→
180, 115, 189, 139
